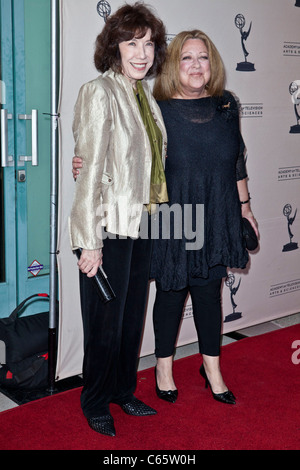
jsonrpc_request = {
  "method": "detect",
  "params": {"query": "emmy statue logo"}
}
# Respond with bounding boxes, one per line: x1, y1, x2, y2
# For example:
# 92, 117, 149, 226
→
235, 14, 255, 71
224, 274, 242, 323
97, 0, 111, 22
289, 81, 300, 134
282, 204, 298, 252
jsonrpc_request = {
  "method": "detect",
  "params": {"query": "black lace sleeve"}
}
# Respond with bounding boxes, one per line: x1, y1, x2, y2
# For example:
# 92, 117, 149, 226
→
216, 91, 248, 181
236, 133, 248, 181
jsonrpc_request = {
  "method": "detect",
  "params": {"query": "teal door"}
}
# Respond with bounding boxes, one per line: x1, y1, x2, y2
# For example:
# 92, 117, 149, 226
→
0, 0, 51, 317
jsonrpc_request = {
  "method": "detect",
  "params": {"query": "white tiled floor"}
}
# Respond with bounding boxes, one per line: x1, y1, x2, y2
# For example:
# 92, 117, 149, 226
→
1, 312, 299, 413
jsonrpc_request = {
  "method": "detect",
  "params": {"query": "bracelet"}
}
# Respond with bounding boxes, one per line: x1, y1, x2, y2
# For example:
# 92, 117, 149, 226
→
240, 194, 251, 205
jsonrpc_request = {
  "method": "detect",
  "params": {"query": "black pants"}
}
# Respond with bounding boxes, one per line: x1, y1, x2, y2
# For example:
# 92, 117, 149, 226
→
79, 233, 152, 418
153, 279, 222, 358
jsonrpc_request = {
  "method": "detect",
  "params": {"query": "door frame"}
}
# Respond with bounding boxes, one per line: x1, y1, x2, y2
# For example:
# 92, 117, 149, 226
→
0, 0, 17, 316
0, 0, 52, 318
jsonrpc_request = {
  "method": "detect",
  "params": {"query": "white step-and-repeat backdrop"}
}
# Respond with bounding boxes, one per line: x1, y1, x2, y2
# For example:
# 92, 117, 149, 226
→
56, 0, 300, 381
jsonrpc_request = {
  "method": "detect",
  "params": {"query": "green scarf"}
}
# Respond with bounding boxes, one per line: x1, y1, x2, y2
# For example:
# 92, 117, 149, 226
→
135, 80, 168, 209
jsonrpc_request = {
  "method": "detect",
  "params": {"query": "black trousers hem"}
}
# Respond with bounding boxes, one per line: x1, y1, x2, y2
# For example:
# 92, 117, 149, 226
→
153, 279, 222, 358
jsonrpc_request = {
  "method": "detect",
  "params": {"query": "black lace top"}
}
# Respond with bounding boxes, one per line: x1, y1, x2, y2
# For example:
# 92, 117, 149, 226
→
150, 91, 249, 291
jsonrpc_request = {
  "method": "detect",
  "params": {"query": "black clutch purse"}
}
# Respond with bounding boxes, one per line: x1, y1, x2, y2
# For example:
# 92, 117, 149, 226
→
242, 218, 258, 251
74, 249, 116, 303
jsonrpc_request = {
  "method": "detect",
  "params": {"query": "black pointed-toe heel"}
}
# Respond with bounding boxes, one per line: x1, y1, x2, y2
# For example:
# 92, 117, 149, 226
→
199, 364, 236, 405
155, 367, 178, 403
120, 397, 157, 416
87, 415, 116, 436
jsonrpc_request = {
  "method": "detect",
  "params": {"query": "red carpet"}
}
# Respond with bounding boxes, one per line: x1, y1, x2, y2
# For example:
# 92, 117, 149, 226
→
0, 324, 300, 450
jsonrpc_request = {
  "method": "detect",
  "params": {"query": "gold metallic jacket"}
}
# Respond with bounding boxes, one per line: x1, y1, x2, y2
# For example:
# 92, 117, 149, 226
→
69, 69, 167, 250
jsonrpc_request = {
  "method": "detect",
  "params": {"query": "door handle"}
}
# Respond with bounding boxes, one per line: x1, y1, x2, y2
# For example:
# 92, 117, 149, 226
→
0, 109, 14, 167
18, 109, 38, 166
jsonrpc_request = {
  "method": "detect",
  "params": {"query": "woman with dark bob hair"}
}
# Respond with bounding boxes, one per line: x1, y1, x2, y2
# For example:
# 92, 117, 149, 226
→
94, 3, 166, 75
69, 2, 168, 437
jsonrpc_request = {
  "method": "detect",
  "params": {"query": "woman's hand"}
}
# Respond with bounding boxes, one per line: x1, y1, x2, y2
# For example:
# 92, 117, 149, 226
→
72, 156, 83, 180
78, 248, 102, 277
237, 178, 259, 238
241, 204, 259, 238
